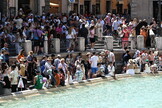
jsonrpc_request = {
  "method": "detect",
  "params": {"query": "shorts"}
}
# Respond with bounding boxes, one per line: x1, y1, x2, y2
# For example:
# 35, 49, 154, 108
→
90, 38, 95, 43
91, 67, 98, 74
33, 40, 39, 46
39, 41, 44, 47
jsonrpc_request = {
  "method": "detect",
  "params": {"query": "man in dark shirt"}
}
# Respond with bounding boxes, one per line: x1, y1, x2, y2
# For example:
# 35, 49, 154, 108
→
50, 26, 57, 38
122, 50, 131, 66
78, 24, 88, 50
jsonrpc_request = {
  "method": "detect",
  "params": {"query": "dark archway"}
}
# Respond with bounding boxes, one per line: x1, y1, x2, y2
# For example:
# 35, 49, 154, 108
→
18, 0, 31, 15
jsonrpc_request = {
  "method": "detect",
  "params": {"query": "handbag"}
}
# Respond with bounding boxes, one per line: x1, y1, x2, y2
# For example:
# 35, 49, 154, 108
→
18, 77, 24, 88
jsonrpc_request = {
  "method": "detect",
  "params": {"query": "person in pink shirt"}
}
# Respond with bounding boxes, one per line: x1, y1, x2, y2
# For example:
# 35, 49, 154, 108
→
122, 25, 130, 48
56, 24, 62, 38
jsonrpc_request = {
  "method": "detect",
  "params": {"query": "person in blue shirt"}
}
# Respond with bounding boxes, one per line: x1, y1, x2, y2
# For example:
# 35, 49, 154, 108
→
1, 43, 9, 65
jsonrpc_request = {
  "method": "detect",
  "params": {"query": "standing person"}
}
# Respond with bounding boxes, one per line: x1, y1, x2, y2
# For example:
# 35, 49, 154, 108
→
89, 26, 96, 50
17, 49, 25, 63
129, 27, 137, 49
95, 19, 103, 41
140, 49, 148, 72
1, 43, 10, 65
148, 50, 155, 65
26, 51, 34, 81
58, 58, 68, 79
34, 70, 43, 89
66, 28, 73, 52
18, 57, 27, 90
32, 27, 44, 54
140, 26, 148, 47
90, 52, 99, 78
122, 25, 130, 48
112, 17, 120, 39
79, 24, 88, 50
9, 64, 19, 92
106, 50, 115, 66
2, 62, 11, 95
0, 74, 6, 95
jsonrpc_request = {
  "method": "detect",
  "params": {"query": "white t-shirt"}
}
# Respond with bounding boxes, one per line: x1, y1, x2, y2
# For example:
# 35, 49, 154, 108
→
107, 52, 115, 62
107, 65, 115, 76
90, 55, 99, 68
9, 70, 19, 85
58, 63, 68, 74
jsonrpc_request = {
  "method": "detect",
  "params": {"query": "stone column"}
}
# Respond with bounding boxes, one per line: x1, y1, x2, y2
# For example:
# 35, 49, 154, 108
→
44, 36, 48, 54
50, 38, 60, 53
137, 35, 144, 50
104, 36, 113, 50
100, 0, 106, 14
23, 40, 32, 55
77, 37, 85, 51
155, 37, 162, 50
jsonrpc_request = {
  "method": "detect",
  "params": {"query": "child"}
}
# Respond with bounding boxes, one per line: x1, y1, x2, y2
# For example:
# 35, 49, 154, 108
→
96, 63, 105, 77
9, 64, 19, 92
75, 65, 83, 82
53, 70, 60, 87
144, 59, 151, 73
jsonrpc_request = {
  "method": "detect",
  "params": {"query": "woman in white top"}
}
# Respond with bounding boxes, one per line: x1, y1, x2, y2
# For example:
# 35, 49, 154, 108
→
126, 59, 135, 75
95, 19, 103, 40
144, 59, 151, 73
9, 64, 19, 92
108, 62, 115, 76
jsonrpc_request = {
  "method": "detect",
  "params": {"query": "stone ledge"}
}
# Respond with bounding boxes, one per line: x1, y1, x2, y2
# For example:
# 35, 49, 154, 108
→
0, 72, 162, 101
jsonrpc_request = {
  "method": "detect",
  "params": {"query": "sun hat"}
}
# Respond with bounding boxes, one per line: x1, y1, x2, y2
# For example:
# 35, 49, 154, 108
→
60, 58, 65, 62
20, 57, 26, 62
57, 54, 61, 57
47, 57, 52, 61
86, 52, 91, 56
100, 52, 105, 55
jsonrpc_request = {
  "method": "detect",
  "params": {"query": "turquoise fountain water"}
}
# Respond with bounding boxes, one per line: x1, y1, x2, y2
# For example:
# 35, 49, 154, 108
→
1, 76, 162, 108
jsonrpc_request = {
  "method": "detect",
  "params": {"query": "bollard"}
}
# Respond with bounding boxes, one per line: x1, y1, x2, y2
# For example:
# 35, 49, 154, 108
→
137, 35, 144, 50
155, 37, 162, 50
44, 36, 48, 54
104, 36, 113, 50
50, 38, 60, 53
23, 40, 32, 55
77, 37, 85, 51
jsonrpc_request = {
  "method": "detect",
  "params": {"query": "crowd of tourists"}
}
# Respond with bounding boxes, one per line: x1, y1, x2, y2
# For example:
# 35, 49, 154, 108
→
0, 46, 161, 96
0, 10, 158, 55
0, 10, 160, 96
